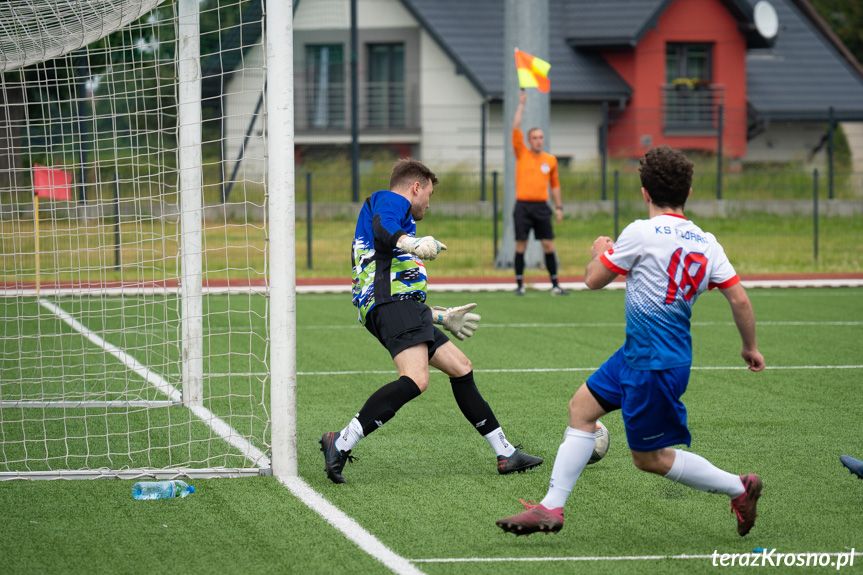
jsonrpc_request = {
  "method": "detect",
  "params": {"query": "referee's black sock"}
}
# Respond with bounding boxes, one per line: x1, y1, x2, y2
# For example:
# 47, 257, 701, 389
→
356, 375, 422, 437
450, 371, 499, 436
545, 252, 559, 286
515, 253, 525, 287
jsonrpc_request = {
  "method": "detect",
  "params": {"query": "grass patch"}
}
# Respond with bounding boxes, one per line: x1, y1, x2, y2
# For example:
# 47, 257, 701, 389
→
1, 288, 862, 573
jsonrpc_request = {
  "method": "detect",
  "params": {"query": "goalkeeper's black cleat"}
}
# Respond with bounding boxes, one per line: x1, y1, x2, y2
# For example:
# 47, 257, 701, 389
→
840, 455, 863, 479
550, 285, 569, 296
319, 431, 354, 484
497, 449, 543, 474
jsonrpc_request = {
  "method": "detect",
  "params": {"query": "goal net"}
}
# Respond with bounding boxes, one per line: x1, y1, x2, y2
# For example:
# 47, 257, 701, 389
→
0, 0, 290, 479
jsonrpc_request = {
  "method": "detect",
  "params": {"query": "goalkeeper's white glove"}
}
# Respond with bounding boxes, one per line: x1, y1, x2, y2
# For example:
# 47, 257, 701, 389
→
397, 235, 447, 261
431, 303, 481, 341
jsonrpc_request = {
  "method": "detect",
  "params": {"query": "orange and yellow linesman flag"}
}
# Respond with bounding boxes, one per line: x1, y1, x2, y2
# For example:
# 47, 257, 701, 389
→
514, 48, 551, 93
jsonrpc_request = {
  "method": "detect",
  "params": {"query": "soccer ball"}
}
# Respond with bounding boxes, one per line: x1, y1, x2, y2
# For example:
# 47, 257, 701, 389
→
587, 420, 610, 465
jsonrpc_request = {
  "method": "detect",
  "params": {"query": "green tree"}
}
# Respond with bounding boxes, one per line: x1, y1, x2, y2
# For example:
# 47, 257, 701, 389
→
809, 0, 863, 66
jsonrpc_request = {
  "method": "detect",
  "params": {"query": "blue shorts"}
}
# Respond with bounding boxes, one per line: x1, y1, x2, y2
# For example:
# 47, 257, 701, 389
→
586, 347, 692, 452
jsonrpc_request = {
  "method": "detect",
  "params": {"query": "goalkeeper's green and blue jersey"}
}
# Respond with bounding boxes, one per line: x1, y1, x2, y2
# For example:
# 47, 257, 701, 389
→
352, 190, 428, 325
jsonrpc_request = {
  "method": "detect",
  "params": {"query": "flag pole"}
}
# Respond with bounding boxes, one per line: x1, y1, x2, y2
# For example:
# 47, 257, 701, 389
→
33, 192, 40, 298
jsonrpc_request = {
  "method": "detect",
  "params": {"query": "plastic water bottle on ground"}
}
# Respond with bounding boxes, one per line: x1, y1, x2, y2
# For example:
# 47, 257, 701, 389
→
132, 479, 195, 500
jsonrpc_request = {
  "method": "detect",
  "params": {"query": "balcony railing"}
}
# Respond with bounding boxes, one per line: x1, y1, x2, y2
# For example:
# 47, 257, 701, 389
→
661, 83, 724, 134
297, 81, 419, 135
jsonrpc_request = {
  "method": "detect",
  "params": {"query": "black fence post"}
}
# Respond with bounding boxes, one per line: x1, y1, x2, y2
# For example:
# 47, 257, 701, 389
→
223, 91, 264, 203
601, 101, 608, 201
306, 172, 313, 270
828, 106, 835, 200
350, 0, 360, 203
492, 171, 499, 259
716, 104, 724, 200
613, 170, 620, 240
480, 101, 487, 202
813, 168, 819, 262
77, 53, 91, 205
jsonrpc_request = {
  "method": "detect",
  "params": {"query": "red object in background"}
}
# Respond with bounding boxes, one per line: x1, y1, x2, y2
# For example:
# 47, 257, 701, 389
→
33, 164, 73, 201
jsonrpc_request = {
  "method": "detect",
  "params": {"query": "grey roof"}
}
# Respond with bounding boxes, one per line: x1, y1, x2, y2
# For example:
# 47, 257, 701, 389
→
399, 0, 633, 101
745, 0, 863, 121
403, 0, 863, 119
564, 0, 770, 49
563, 0, 669, 49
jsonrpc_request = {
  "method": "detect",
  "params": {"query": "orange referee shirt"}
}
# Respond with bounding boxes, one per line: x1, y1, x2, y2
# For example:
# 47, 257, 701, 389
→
512, 129, 559, 202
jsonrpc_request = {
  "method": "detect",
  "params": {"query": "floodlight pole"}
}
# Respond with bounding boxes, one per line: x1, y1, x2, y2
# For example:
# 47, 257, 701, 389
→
496, 0, 549, 270
267, 0, 298, 477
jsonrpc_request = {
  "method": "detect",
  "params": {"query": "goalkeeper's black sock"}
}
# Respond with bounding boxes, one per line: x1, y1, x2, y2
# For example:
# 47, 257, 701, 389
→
515, 252, 525, 287
356, 375, 422, 437
545, 252, 559, 286
450, 371, 499, 436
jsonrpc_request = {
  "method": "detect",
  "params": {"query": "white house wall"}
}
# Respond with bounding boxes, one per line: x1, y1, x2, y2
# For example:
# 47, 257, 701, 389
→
223, 44, 267, 183
746, 122, 830, 167
547, 103, 602, 168
417, 30, 485, 168
294, 0, 415, 29
222, 0, 614, 180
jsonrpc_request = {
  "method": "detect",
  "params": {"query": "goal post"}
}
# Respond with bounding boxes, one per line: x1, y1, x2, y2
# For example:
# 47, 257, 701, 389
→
178, 0, 204, 409
0, 0, 295, 480
265, 0, 298, 478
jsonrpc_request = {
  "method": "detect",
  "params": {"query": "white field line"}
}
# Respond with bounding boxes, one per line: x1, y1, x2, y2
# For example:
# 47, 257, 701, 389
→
297, 320, 863, 330
4, 277, 863, 298
99, 320, 863, 336
193, 364, 863, 379
291, 365, 863, 376
279, 476, 424, 575
38, 298, 421, 575
410, 551, 863, 564
38, 298, 268, 466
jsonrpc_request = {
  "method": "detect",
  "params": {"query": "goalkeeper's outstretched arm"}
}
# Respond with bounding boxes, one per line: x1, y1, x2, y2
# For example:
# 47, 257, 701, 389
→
430, 303, 481, 341
397, 235, 447, 261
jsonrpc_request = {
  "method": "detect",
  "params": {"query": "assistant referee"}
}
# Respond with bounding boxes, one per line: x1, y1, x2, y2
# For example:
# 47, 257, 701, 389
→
511, 89, 567, 296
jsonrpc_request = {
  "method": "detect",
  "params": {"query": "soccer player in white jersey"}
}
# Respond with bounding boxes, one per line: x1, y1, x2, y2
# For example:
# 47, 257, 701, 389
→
497, 145, 766, 537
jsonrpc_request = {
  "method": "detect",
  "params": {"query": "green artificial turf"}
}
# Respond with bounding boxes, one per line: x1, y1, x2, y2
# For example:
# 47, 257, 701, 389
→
1, 288, 862, 574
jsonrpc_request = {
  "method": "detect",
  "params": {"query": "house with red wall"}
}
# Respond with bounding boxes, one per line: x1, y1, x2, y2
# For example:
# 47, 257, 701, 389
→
398, 0, 863, 165
597, 0, 751, 158
208, 0, 863, 175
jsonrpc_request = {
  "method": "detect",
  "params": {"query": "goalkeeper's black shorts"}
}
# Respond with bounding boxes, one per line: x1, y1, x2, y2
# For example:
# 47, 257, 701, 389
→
365, 299, 450, 360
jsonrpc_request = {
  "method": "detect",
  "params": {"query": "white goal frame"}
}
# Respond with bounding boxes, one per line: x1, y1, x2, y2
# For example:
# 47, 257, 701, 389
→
0, 0, 296, 480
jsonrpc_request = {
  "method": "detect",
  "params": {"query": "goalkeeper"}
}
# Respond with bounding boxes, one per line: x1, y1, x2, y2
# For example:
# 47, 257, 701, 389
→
319, 158, 543, 484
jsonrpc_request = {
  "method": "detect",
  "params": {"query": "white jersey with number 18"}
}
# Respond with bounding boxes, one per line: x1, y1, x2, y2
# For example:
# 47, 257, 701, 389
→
600, 213, 740, 371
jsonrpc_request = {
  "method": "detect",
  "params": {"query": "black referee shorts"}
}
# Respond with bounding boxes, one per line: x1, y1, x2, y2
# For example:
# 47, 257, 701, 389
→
514, 200, 554, 240
365, 299, 450, 360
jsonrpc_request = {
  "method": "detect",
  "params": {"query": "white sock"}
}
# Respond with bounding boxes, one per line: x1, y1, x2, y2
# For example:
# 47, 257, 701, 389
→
540, 427, 596, 510
663, 449, 745, 498
483, 427, 516, 457
335, 417, 364, 452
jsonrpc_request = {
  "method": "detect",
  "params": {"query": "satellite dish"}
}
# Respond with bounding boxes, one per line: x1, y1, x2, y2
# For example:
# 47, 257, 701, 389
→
753, 0, 779, 40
